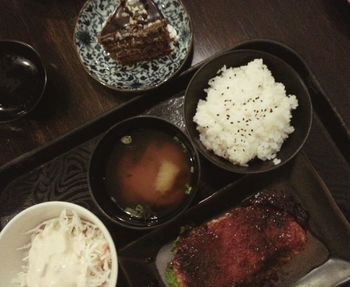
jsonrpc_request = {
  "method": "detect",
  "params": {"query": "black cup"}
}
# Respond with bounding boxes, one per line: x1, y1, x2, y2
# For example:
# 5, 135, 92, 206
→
0, 40, 47, 122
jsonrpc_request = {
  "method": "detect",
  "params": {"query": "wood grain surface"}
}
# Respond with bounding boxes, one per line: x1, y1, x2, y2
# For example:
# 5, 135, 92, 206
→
0, 0, 350, 167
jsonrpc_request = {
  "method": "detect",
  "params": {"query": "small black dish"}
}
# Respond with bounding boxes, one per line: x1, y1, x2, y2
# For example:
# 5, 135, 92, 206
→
0, 40, 47, 123
88, 116, 201, 230
184, 49, 312, 174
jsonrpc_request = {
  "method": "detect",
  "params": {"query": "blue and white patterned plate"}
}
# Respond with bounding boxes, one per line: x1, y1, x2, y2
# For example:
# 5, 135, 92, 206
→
74, 0, 193, 92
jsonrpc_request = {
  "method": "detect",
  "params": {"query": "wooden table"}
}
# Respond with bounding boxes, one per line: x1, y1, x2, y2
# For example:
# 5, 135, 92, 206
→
0, 0, 349, 165
1, 0, 350, 220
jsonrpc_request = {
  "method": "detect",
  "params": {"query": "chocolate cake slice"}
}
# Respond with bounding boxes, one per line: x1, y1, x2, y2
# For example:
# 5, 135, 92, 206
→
98, 0, 176, 65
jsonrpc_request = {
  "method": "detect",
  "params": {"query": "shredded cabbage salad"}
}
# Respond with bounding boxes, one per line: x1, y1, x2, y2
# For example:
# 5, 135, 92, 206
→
14, 209, 112, 287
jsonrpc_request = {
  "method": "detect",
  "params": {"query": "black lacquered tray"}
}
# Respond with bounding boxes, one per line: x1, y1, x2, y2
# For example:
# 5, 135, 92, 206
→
119, 154, 350, 287
1, 40, 350, 286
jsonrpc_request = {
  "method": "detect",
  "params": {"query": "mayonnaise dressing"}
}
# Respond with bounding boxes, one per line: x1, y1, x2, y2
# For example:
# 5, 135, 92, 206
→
26, 225, 83, 287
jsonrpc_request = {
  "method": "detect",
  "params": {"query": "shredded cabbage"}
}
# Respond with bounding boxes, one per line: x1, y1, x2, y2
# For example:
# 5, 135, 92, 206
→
14, 209, 112, 287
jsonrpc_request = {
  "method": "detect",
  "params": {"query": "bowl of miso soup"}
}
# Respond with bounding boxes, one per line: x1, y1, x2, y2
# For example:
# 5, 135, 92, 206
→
88, 116, 201, 229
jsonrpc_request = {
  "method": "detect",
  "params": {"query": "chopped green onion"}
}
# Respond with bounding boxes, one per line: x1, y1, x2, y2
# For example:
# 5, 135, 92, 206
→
121, 135, 132, 144
124, 204, 144, 218
184, 184, 192, 194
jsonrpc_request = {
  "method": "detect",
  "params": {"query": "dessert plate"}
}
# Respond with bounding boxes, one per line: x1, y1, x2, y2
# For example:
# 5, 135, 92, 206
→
74, 0, 192, 92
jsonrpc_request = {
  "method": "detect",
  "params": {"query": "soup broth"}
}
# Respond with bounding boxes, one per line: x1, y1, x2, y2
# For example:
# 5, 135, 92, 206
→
105, 128, 194, 220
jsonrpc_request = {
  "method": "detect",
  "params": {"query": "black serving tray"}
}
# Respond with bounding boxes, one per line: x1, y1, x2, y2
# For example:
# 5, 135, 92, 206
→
1, 39, 350, 286
119, 154, 350, 287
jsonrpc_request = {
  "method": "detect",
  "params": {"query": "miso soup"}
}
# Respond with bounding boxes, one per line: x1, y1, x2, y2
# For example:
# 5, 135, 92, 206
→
104, 128, 194, 221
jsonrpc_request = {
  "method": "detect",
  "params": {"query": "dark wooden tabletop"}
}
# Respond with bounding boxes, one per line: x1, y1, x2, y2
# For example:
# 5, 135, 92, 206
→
1, 0, 350, 167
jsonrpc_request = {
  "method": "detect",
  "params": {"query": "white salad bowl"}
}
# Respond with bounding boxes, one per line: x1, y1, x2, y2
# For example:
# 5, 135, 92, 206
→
0, 201, 118, 287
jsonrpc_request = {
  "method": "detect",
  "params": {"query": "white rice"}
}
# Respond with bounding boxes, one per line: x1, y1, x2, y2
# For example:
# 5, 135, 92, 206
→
193, 59, 298, 166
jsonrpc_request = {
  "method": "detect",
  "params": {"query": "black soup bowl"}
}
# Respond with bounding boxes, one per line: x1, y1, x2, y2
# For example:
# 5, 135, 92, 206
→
0, 40, 47, 122
89, 116, 201, 230
184, 49, 312, 174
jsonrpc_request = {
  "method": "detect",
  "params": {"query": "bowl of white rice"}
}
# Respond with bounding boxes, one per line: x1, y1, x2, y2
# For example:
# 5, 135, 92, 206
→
184, 49, 312, 174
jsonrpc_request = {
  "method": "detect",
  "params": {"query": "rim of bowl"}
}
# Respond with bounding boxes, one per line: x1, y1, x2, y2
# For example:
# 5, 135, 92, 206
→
0, 39, 47, 123
73, 0, 194, 93
184, 48, 313, 174
0, 201, 118, 287
88, 115, 201, 230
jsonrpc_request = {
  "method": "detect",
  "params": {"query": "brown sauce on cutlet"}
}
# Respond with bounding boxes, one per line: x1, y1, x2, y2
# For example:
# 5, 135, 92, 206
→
172, 205, 307, 287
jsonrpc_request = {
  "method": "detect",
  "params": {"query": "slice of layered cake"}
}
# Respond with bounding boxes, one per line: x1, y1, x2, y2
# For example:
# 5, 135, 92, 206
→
98, 0, 176, 65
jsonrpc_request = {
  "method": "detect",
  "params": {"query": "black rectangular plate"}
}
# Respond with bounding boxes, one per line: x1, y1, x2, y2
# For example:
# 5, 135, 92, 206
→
119, 154, 350, 287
